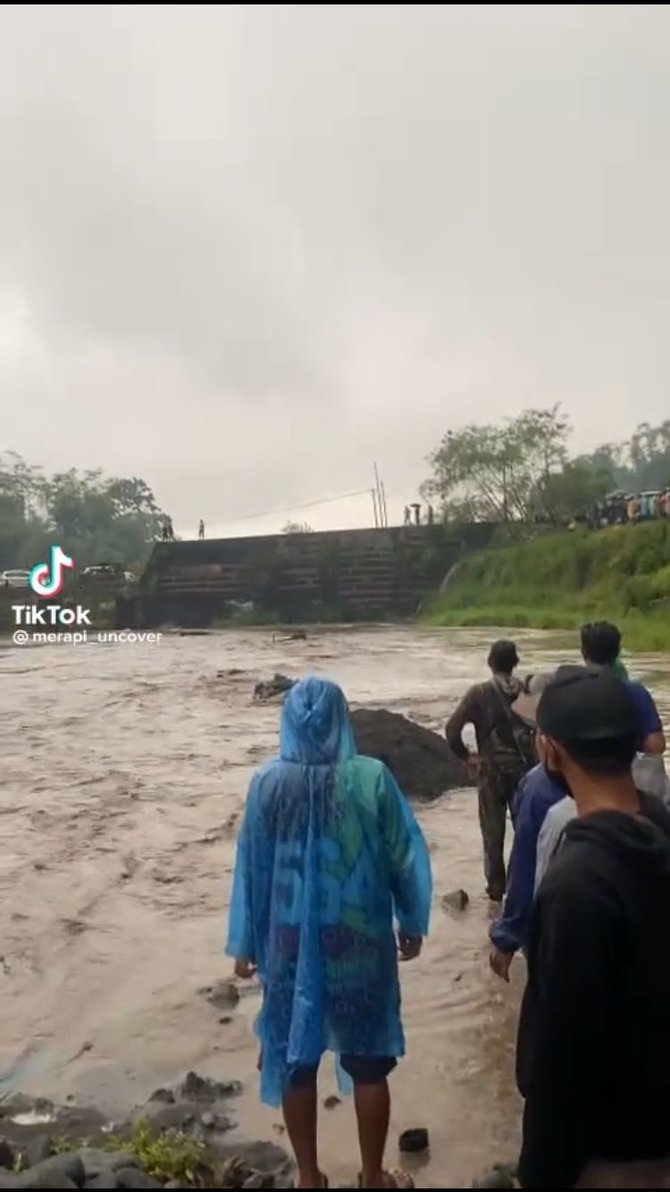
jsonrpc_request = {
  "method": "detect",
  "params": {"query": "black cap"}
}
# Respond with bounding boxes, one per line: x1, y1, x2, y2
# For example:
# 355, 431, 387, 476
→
536, 665, 638, 743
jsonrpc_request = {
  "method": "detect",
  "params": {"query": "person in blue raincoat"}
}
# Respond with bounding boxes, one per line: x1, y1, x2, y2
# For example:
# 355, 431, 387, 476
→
226, 677, 432, 1190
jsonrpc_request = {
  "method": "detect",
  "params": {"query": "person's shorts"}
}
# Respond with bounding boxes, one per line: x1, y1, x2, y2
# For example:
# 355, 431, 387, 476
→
258, 1052, 397, 1087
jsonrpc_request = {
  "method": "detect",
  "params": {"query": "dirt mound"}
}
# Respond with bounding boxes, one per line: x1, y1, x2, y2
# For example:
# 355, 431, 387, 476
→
350, 708, 473, 800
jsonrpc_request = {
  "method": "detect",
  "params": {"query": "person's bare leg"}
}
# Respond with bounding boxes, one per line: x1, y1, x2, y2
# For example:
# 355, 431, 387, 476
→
282, 1083, 324, 1188
354, 1078, 391, 1188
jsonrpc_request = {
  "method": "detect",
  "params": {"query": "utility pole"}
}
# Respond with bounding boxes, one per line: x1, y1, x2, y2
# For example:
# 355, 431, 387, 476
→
380, 480, 389, 528
371, 487, 379, 527
373, 462, 387, 528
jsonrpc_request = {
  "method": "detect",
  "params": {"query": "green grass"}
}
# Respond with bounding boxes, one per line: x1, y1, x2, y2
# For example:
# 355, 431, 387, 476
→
114, 1120, 207, 1185
48, 1121, 209, 1186
425, 522, 670, 652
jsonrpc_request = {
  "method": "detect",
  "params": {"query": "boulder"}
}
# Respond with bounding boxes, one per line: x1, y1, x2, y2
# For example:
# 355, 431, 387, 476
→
76, 1151, 140, 1177
0, 1143, 15, 1172
114, 1171, 161, 1190
21, 1155, 85, 1189
20, 1135, 54, 1170
349, 708, 473, 800
18, 1173, 77, 1190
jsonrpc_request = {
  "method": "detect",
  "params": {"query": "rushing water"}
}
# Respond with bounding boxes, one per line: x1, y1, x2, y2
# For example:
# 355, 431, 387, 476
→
1, 626, 668, 1186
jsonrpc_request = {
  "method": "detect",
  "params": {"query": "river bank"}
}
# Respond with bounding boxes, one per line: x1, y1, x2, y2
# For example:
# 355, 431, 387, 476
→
2, 627, 668, 1187
425, 522, 670, 651
0, 1074, 293, 1189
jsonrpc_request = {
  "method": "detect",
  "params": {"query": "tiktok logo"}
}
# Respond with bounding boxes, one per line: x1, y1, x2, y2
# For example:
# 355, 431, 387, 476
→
29, 545, 75, 598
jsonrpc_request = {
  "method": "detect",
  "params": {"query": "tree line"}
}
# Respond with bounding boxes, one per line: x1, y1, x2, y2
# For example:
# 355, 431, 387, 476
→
422, 406, 670, 528
0, 451, 169, 571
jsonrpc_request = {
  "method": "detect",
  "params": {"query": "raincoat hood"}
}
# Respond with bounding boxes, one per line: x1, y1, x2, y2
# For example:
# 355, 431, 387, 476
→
279, 676, 357, 765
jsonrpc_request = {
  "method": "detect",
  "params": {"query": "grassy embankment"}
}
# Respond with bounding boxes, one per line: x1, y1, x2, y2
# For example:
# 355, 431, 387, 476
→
425, 521, 670, 652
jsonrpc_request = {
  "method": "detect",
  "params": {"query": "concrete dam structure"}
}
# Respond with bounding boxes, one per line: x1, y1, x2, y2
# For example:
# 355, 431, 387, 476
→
125, 523, 499, 627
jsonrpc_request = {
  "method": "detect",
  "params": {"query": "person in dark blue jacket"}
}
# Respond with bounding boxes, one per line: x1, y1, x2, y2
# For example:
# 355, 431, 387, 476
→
489, 763, 566, 980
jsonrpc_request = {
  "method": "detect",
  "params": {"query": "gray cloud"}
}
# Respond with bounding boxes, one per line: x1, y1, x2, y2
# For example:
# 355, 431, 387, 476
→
1, 4, 669, 533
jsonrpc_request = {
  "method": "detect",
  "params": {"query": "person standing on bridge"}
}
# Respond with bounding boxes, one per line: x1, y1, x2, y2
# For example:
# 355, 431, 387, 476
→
198, 519, 205, 540
226, 677, 430, 1190
446, 640, 535, 901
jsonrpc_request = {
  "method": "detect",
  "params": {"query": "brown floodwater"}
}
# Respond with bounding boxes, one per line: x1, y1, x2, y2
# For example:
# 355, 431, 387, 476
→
1, 626, 668, 1187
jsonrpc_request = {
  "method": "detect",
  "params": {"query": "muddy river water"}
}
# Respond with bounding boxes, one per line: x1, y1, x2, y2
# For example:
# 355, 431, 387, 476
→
1, 626, 669, 1187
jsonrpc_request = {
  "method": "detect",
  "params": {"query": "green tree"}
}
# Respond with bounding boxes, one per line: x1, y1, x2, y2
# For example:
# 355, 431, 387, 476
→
423, 405, 569, 523
533, 459, 616, 523
0, 452, 168, 570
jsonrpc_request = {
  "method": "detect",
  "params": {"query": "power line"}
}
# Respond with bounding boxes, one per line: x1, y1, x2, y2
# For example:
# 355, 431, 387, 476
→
210, 487, 374, 528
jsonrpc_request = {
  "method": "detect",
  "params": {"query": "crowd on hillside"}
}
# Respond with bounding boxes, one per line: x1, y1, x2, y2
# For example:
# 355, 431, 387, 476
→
591, 488, 670, 527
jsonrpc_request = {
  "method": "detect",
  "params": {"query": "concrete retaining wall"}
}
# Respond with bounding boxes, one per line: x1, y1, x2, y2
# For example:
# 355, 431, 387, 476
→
126, 523, 499, 627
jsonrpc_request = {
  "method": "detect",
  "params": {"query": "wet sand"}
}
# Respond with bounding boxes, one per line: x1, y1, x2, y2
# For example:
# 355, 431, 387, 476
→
1, 626, 668, 1186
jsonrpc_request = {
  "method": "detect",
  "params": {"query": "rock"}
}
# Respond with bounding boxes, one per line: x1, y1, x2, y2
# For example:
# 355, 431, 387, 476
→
0, 1174, 21, 1190
114, 1171, 161, 1190
219, 1016, 233, 1025
242, 1174, 274, 1190
76, 1152, 140, 1177
148, 1087, 175, 1105
200, 981, 240, 1012
323, 1096, 341, 1110
214, 1143, 291, 1184
472, 1170, 515, 1190
83, 1177, 118, 1190
398, 1127, 429, 1154
21, 1136, 54, 1169
23, 1155, 85, 1189
349, 709, 472, 800
441, 888, 470, 912
253, 675, 295, 703
18, 1173, 77, 1190
178, 1071, 241, 1102
198, 1107, 235, 1132
0, 1143, 15, 1171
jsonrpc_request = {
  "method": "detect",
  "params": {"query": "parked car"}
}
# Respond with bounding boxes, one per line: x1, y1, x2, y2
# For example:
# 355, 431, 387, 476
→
1, 569, 30, 588
81, 564, 120, 578
79, 564, 136, 586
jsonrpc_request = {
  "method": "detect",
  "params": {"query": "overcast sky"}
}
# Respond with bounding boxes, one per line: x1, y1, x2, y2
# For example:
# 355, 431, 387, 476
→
2, 4, 670, 537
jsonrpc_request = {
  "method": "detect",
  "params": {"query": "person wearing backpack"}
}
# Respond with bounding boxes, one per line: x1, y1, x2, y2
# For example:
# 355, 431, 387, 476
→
446, 640, 536, 901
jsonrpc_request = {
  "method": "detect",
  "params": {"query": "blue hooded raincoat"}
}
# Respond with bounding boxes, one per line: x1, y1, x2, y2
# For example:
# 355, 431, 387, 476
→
226, 676, 432, 1106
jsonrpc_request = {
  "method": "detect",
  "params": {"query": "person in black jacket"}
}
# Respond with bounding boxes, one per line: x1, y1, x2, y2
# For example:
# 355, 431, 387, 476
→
517, 665, 670, 1189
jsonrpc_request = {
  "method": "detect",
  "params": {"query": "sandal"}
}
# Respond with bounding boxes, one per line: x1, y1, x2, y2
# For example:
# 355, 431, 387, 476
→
357, 1172, 414, 1189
